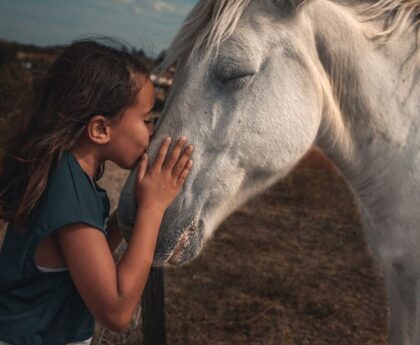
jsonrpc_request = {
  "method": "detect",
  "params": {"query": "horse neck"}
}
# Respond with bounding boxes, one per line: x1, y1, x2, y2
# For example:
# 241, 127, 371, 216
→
309, 0, 420, 213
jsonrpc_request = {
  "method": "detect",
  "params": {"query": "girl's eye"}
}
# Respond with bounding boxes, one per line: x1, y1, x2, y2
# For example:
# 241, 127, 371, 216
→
144, 117, 158, 126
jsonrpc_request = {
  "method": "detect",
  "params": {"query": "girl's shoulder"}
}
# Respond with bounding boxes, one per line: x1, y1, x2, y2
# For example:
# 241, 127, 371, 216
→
32, 152, 110, 237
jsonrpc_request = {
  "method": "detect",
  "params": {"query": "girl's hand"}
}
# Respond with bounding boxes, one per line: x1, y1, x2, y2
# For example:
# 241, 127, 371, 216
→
135, 137, 193, 213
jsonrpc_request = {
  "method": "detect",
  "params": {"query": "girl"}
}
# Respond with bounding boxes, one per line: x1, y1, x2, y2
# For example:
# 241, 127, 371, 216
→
0, 39, 193, 345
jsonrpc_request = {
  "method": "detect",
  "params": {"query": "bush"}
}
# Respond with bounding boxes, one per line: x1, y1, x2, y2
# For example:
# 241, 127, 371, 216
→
0, 63, 33, 113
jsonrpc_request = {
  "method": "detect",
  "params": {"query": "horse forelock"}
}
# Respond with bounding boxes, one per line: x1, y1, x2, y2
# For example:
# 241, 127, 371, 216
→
163, 0, 252, 68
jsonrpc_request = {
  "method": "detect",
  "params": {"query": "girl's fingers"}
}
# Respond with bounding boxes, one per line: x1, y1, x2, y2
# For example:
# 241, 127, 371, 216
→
137, 154, 148, 181
151, 137, 171, 172
176, 160, 193, 186
172, 145, 193, 178
164, 137, 187, 171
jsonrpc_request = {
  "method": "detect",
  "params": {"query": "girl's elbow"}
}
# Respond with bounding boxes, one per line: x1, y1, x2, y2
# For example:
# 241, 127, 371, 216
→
109, 319, 131, 333
100, 313, 131, 332
96, 304, 131, 332
92, 293, 136, 332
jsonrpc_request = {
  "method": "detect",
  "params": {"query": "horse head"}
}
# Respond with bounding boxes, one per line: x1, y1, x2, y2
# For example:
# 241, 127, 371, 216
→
118, 0, 324, 265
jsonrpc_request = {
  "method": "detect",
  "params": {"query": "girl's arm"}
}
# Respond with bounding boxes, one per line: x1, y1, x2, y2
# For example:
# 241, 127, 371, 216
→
57, 138, 193, 332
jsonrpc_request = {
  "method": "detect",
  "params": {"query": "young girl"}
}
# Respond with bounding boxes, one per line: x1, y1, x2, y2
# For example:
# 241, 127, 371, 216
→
0, 40, 193, 345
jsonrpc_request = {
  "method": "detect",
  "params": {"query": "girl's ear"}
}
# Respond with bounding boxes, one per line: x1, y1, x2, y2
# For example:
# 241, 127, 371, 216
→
86, 115, 112, 145
273, 0, 306, 15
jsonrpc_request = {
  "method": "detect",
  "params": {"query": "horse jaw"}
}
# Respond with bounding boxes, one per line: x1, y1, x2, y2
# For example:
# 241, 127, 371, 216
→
154, 159, 295, 266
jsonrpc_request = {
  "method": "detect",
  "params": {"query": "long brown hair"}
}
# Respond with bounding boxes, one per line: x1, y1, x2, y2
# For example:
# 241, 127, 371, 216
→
0, 39, 149, 231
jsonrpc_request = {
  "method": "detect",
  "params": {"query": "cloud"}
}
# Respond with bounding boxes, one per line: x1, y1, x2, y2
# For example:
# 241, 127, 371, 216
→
151, 1, 176, 13
133, 5, 142, 14
113, 0, 135, 3
110, 0, 177, 16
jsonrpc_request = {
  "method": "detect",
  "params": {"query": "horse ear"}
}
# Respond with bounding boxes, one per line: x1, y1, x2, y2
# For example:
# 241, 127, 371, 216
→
273, 0, 306, 15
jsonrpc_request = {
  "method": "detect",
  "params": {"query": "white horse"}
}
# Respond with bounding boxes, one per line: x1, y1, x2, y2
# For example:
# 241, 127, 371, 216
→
118, 0, 420, 343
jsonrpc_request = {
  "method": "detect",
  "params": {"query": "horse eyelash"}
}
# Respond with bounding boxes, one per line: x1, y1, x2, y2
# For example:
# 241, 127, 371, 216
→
222, 73, 254, 89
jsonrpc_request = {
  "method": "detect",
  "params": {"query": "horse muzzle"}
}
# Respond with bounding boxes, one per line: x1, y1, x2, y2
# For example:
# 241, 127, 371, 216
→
153, 219, 204, 266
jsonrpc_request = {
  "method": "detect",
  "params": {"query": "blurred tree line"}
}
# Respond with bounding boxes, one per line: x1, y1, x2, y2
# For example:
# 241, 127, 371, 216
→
0, 39, 159, 139
0, 42, 30, 132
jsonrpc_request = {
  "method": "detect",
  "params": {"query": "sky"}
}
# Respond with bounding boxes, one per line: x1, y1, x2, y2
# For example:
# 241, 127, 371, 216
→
0, 0, 197, 56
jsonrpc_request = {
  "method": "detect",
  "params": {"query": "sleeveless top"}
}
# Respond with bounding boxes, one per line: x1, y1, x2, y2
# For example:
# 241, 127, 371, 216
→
0, 152, 110, 345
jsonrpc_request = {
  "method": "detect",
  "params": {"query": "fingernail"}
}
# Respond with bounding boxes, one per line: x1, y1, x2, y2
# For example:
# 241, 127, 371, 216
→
180, 136, 187, 142
142, 154, 147, 160
166, 137, 172, 142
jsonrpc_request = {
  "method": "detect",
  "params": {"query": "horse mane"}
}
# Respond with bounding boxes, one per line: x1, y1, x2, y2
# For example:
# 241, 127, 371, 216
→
163, 0, 251, 68
163, 0, 420, 67
341, 0, 420, 41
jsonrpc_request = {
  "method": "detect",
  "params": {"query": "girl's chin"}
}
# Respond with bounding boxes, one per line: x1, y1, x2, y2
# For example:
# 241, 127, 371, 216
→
128, 156, 142, 170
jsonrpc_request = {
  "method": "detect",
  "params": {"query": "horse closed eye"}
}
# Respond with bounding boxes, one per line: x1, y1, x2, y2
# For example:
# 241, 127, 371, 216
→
220, 73, 255, 89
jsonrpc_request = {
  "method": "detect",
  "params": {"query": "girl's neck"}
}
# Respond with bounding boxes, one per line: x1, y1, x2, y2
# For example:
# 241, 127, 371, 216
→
70, 143, 103, 181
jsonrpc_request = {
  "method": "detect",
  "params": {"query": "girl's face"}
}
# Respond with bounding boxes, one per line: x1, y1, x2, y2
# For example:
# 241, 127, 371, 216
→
107, 77, 156, 169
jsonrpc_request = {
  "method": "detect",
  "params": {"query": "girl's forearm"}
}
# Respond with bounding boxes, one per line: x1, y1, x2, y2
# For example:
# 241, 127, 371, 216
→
114, 205, 164, 326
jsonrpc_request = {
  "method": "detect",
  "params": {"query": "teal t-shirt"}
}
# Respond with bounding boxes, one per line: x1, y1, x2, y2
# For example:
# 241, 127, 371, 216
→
0, 151, 110, 345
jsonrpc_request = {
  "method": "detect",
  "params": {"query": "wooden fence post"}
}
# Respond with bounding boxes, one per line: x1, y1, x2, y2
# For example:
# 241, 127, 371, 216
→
141, 267, 167, 345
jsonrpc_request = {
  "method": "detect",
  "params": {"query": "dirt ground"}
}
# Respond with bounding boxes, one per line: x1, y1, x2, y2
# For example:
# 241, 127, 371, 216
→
0, 149, 388, 345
